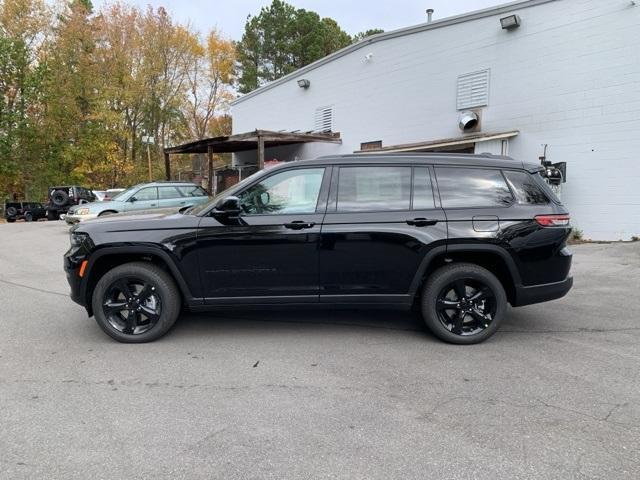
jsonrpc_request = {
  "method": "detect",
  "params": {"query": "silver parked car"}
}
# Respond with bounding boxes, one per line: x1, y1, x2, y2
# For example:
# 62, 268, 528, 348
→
65, 181, 210, 224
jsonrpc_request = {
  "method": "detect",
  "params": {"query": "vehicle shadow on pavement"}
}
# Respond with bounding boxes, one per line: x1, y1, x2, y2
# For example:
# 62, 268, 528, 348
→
170, 309, 430, 339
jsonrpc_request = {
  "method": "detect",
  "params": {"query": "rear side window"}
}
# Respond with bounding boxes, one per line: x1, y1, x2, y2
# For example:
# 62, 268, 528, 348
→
178, 185, 208, 197
337, 166, 411, 212
435, 167, 513, 208
503, 170, 549, 205
158, 186, 182, 199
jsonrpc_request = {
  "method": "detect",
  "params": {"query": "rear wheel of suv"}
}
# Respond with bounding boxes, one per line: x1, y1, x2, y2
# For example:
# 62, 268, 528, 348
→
6, 217, 16, 223
421, 263, 506, 345
47, 210, 59, 221
24, 212, 33, 222
92, 262, 181, 343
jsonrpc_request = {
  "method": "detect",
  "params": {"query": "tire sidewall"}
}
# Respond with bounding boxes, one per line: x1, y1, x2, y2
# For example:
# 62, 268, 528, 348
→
92, 263, 180, 343
422, 264, 507, 345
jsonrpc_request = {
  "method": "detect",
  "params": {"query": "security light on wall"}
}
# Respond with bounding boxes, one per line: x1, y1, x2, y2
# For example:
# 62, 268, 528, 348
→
297, 79, 311, 89
500, 14, 521, 30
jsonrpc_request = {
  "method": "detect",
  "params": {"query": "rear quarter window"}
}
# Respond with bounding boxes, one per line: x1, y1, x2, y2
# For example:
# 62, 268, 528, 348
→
435, 167, 513, 208
503, 170, 549, 205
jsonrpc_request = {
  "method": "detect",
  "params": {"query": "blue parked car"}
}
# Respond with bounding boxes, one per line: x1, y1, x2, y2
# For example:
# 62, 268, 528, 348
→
64, 181, 210, 224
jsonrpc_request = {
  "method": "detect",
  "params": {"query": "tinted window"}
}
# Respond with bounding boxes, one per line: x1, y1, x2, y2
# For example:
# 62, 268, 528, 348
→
158, 186, 182, 199
337, 166, 411, 212
435, 167, 513, 208
503, 170, 549, 205
239, 168, 324, 215
177, 185, 207, 197
413, 167, 436, 210
134, 187, 158, 201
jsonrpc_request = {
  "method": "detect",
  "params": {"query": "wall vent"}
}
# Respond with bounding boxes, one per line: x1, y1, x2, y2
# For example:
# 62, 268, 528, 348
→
314, 106, 334, 132
456, 69, 490, 110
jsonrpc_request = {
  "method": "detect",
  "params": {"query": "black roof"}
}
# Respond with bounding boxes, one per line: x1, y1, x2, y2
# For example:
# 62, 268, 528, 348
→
293, 153, 541, 171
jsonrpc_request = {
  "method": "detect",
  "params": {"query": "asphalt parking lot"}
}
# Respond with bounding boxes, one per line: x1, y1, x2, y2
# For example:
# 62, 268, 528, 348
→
0, 220, 638, 479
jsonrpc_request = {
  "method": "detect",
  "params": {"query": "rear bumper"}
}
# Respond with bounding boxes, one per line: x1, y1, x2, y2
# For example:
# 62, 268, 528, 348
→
512, 276, 573, 307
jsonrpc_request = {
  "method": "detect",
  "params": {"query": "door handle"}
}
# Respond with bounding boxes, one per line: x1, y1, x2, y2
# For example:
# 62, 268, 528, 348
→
406, 218, 438, 227
284, 221, 316, 230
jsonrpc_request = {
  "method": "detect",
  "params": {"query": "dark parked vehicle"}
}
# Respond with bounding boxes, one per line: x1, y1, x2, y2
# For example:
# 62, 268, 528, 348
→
4, 201, 47, 222
47, 185, 96, 220
64, 153, 573, 344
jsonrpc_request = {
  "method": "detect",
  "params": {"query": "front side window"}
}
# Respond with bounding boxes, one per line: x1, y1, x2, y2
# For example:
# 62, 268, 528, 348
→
239, 168, 324, 215
435, 167, 513, 208
133, 187, 158, 201
337, 166, 411, 212
503, 170, 549, 205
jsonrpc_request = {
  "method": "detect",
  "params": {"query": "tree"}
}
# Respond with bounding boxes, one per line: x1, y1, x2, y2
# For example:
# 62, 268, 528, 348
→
236, 0, 352, 93
352, 28, 384, 43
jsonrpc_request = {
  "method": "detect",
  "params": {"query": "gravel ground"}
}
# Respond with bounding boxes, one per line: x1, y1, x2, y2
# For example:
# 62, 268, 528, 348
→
0, 220, 639, 479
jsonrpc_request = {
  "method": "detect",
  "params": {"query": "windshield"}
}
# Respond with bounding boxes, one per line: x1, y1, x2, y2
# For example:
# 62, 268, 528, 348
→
186, 171, 263, 215
109, 186, 137, 201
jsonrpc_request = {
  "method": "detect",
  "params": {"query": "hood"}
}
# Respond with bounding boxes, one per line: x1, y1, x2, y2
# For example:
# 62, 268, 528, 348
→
84, 207, 182, 223
75, 207, 201, 236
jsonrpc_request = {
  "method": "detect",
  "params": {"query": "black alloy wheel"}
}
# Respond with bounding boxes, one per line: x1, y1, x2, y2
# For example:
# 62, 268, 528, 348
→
103, 277, 162, 335
24, 212, 33, 222
92, 262, 181, 343
435, 279, 497, 336
421, 263, 506, 344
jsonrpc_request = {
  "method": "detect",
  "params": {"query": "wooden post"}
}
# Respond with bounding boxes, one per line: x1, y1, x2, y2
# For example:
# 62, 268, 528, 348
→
207, 145, 214, 192
257, 135, 265, 170
164, 152, 171, 180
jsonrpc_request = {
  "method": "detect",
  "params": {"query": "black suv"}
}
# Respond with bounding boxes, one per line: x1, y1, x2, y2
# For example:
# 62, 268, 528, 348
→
47, 185, 96, 220
64, 154, 573, 344
4, 201, 47, 222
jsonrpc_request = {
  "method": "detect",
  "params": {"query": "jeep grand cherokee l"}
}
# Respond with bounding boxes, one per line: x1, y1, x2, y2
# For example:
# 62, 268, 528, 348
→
64, 153, 573, 344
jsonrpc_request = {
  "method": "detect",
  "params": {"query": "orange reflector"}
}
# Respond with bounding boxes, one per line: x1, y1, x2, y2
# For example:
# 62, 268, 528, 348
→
79, 260, 88, 278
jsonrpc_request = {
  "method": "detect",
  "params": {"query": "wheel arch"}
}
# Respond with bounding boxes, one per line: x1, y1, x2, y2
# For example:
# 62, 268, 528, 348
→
82, 246, 198, 316
410, 244, 521, 305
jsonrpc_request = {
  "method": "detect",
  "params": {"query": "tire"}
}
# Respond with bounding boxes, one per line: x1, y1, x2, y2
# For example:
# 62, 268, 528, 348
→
92, 262, 181, 343
6, 206, 17, 217
47, 210, 59, 221
24, 212, 33, 222
51, 190, 69, 207
6, 217, 16, 223
421, 263, 507, 345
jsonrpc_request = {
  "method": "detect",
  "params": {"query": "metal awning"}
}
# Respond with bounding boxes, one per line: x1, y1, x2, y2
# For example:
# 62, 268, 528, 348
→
354, 130, 519, 153
164, 129, 341, 154
163, 129, 341, 181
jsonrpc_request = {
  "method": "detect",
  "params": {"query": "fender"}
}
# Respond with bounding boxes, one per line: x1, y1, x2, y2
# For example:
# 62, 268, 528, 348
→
407, 243, 523, 297
81, 245, 202, 309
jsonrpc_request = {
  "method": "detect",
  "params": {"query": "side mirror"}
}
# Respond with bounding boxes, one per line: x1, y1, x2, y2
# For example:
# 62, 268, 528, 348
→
214, 196, 242, 217
129, 196, 137, 203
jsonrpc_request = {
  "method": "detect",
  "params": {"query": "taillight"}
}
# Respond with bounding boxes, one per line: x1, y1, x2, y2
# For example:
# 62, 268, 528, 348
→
534, 214, 570, 227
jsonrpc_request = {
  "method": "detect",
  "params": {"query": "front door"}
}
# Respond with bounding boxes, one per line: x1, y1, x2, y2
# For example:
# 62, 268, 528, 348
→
124, 186, 158, 211
319, 164, 448, 304
197, 166, 329, 304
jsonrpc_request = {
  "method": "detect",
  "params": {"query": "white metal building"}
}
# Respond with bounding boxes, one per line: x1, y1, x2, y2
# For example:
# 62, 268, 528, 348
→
231, 0, 640, 240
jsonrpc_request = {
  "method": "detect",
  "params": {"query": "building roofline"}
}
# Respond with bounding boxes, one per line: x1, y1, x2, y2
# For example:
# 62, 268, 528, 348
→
231, 0, 557, 106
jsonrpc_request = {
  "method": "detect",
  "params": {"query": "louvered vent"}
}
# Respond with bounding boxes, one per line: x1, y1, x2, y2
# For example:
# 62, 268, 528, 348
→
456, 70, 490, 110
314, 106, 334, 132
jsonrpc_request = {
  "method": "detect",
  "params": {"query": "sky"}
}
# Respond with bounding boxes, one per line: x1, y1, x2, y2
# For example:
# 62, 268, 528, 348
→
104, 0, 509, 40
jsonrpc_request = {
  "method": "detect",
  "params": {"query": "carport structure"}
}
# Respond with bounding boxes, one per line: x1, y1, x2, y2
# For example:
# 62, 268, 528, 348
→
163, 129, 341, 184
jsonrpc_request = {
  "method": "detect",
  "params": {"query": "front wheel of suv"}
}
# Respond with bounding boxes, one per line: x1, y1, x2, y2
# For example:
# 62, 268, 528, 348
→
92, 262, 181, 343
421, 263, 507, 345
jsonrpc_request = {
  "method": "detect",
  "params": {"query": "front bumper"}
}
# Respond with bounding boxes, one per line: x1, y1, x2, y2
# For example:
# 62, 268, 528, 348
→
512, 276, 573, 307
64, 255, 86, 306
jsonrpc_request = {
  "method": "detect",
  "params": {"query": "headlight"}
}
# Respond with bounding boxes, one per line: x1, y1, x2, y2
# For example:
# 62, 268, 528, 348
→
70, 231, 89, 247
76, 208, 90, 215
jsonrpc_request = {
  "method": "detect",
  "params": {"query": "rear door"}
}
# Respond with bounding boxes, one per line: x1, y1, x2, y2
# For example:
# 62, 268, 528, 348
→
319, 164, 447, 305
157, 186, 185, 208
